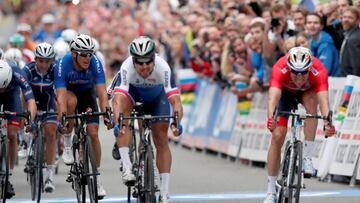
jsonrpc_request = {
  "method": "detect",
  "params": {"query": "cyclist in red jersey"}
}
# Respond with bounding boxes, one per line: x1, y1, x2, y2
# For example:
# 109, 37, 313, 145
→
263, 47, 335, 203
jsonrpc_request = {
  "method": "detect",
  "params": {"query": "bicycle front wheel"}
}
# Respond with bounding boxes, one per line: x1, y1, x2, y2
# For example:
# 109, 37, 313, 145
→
292, 141, 302, 203
144, 144, 156, 203
0, 137, 9, 203
83, 136, 98, 203
30, 135, 44, 203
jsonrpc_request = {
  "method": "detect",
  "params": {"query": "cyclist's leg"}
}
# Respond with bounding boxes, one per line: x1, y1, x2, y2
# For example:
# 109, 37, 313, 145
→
61, 91, 77, 165
148, 90, 171, 199
265, 89, 294, 199
301, 90, 318, 176
43, 109, 57, 192
3, 88, 23, 197
301, 90, 318, 157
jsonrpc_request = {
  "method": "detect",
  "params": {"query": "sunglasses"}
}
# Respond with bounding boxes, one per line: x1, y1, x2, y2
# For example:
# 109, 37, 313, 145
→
134, 58, 153, 65
291, 69, 309, 76
77, 52, 93, 57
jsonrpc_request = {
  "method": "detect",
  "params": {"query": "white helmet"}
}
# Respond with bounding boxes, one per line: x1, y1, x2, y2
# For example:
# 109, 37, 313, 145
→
35, 42, 55, 59
129, 36, 155, 58
4, 48, 23, 63
92, 38, 100, 52
70, 34, 95, 52
286, 47, 313, 73
61, 29, 78, 44
0, 60, 13, 88
54, 39, 70, 60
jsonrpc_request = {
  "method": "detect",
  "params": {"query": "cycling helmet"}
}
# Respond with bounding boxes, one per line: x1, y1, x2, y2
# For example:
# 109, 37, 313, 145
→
286, 47, 313, 73
54, 39, 70, 60
35, 42, 55, 59
61, 29, 78, 44
0, 60, 13, 88
4, 48, 23, 63
129, 36, 155, 58
70, 34, 95, 52
9, 33, 25, 48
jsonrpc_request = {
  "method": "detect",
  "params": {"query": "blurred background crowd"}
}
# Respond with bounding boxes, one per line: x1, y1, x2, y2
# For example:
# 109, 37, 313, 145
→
1, 0, 360, 94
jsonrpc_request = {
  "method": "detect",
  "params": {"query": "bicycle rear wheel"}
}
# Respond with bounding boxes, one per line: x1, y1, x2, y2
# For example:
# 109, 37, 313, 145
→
83, 136, 98, 203
144, 144, 156, 203
0, 137, 9, 203
34, 134, 44, 203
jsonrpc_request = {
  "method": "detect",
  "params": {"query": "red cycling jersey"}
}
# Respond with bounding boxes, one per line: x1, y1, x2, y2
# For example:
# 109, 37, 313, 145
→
270, 56, 328, 93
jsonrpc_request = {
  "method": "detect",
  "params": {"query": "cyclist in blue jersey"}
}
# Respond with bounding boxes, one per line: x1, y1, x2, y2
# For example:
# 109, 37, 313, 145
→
54, 34, 111, 199
23, 42, 58, 193
0, 59, 37, 199
112, 36, 183, 203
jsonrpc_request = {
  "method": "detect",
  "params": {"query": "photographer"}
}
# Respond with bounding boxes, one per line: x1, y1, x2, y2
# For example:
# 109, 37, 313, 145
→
263, 4, 296, 66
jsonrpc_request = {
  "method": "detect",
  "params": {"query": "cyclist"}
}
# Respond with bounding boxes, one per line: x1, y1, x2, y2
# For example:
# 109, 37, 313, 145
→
112, 36, 183, 203
23, 42, 58, 193
54, 34, 111, 199
0, 59, 36, 199
263, 47, 335, 203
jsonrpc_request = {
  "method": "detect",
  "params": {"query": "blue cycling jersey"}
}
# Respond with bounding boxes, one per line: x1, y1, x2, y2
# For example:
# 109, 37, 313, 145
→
23, 62, 57, 111
54, 54, 105, 92
0, 62, 34, 101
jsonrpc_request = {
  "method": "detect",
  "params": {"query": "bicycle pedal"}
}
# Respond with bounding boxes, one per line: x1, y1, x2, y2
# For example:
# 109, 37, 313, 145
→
125, 180, 135, 187
303, 173, 312, 179
66, 175, 73, 183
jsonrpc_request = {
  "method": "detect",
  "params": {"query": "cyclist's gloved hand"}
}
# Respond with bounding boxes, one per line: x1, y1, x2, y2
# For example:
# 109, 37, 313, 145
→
114, 124, 119, 137
324, 124, 336, 137
267, 117, 275, 131
57, 122, 68, 134
25, 120, 36, 133
170, 123, 182, 137
104, 116, 114, 130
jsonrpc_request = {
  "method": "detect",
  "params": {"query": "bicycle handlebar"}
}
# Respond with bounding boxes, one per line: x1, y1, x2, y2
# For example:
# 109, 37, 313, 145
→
0, 111, 31, 125
61, 107, 112, 126
119, 112, 179, 129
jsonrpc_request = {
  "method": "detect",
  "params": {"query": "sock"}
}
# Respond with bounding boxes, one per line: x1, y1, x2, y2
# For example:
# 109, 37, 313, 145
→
304, 140, 314, 158
267, 176, 277, 194
64, 134, 72, 148
47, 165, 55, 181
97, 168, 102, 183
119, 147, 132, 170
160, 173, 170, 197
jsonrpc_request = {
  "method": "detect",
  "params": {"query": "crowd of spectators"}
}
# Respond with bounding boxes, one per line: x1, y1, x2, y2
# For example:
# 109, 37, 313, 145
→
1, 0, 360, 94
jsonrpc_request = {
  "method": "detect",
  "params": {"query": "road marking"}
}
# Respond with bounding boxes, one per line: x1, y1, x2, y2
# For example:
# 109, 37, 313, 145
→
6, 189, 360, 202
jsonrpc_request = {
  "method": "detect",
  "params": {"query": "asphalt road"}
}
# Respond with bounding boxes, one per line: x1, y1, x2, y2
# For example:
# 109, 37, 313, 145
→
7, 124, 360, 203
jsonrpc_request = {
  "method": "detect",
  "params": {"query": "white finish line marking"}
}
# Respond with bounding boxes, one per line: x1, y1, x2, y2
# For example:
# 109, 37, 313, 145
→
6, 189, 360, 202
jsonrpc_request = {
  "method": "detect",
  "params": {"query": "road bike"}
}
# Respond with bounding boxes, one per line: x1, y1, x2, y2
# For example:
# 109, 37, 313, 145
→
24, 111, 57, 203
119, 104, 179, 203
274, 108, 332, 203
0, 110, 29, 203
63, 107, 112, 203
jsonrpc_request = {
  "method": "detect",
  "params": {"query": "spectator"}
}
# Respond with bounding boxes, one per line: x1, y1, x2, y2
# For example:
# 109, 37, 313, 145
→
337, 0, 353, 17
33, 13, 62, 44
8, 33, 34, 63
322, 2, 344, 50
292, 7, 308, 32
295, 32, 309, 48
339, 7, 360, 76
263, 4, 296, 66
16, 23, 36, 52
306, 13, 340, 76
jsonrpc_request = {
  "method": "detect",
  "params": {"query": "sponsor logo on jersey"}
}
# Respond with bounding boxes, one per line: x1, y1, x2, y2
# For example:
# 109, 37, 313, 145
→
281, 67, 289, 74
311, 68, 319, 76
164, 71, 169, 87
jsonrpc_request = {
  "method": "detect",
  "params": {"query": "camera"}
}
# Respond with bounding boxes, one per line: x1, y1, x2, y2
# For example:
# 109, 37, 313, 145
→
271, 17, 281, 28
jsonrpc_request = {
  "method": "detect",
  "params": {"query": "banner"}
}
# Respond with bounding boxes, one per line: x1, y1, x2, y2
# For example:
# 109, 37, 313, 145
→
317, 75, 360, 179
208, 89, 238, 153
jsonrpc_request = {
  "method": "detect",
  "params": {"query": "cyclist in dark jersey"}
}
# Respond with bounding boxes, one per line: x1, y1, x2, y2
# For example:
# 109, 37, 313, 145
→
23, 42, 57, 193
0, 59, 36, 199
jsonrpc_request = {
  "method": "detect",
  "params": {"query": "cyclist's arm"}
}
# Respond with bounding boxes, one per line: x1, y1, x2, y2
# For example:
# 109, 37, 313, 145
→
27, 98, 37, 121
112, 64, 131, 125
96, 84, 109, 112
56, 88, 67, 121
267, 87, 282, 118
168, 95, 183, 121
317, 91, 331, 121
54, 60, 67, 121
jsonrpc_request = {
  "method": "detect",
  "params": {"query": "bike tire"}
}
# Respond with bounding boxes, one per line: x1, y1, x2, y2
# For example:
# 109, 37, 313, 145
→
284, 141, 302, 203
71, 135, 85, 203
34, 134, 44, 203
0, 137, 9, 203
293, 141, 302, 203
144, 144, 156, 203
29, 139, 36, 201
84, 136, 98, 203
277, 141, 290, 203
128, 124, 137, 203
